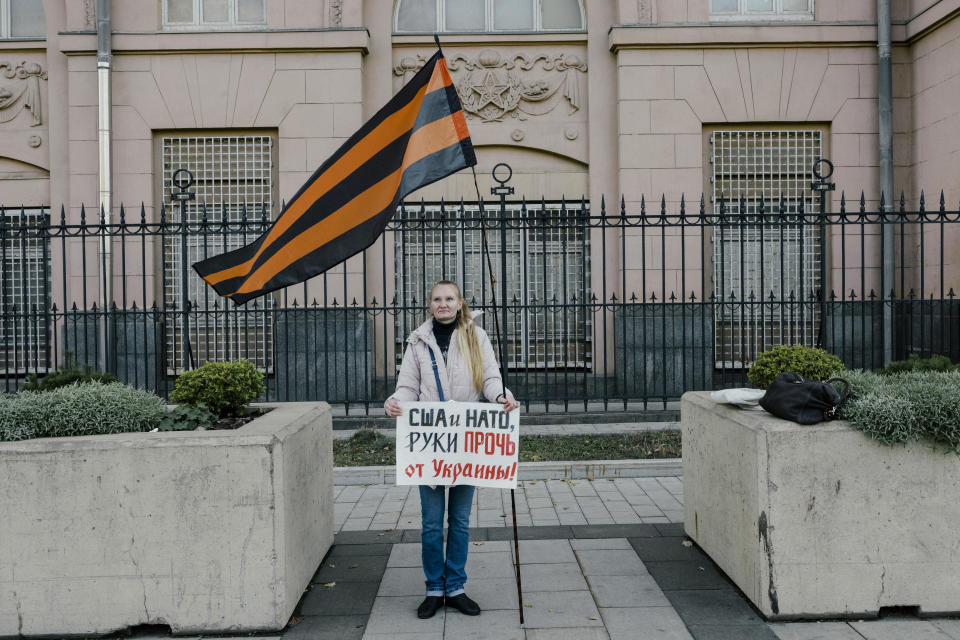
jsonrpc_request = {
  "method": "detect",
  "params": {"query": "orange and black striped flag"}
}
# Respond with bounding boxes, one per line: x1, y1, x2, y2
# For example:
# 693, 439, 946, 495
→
193, 49, 475, 304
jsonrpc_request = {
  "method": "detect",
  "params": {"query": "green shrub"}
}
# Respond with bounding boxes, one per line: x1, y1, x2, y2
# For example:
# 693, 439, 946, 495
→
157, 403, 217, 432
171, 360, 265, 418
841, 369, 960, 452
882, 353, 958, 375
22, 362, 118, 391
747, 345, 845, 389
0, 382, 167, 442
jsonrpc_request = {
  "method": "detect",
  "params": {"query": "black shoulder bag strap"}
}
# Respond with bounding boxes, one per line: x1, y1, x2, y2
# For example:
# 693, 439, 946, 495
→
428, 347, 445, 402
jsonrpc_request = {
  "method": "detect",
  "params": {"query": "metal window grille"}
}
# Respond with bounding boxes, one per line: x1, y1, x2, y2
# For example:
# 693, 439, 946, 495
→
711, 129, 822, 366
709, 0, 813, 19
163, 0, 266, 28
0, 208, 49, 371
161, 135, 274, 371
395, 0, 584, 32
394, 202, 590, 370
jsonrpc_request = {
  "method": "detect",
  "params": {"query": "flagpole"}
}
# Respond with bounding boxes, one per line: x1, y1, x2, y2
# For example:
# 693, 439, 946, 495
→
471, 165, 524, 626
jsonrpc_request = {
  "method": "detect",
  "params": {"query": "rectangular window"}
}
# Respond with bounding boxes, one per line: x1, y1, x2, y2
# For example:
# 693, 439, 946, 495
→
161, 135, 274, 371
394, 202, 591, 371
162, 0, 265, 28
710, 0, 813, 20
710, 129, 823, 367
1, 208, 50, 372
1, 0, 45, 38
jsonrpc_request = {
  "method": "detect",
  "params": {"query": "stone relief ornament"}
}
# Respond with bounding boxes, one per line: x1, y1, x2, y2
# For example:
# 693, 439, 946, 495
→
394, 49, 587, 123
84, 0, 96, 29
0, 62, 47, 127
329, 0, 343, 27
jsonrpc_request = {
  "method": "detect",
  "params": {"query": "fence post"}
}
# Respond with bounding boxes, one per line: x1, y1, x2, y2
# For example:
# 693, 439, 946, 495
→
491, 164, 514, 386
811, 159, 835, 350
171, 169, 196, 371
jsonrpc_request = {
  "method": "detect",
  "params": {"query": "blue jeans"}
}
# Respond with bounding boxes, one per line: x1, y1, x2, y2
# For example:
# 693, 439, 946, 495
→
419, 484, 475, 595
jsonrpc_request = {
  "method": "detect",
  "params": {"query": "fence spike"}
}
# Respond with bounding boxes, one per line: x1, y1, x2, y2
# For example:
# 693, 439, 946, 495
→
80, 203, 86, 225
839, 191, 846, 213
947, 288, 956, 299
118, 202, 126, 224
610, 292, 618, 303
919, 190, 925, 213
649, 292, 657, 303
60, 204, 67, 225
699, 194, 705, 217
140, 203, 147, 224
669, 291, 677, 302
940, 190, 946, 211
900, 191, 906, 212
859, 191, 866, 213
638, 194, 645, 217
680, 194, 686, 216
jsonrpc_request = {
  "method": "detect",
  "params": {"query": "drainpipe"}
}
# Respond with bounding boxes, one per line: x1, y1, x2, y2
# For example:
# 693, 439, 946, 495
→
97, 0, 113, 371
877, 0, 894, 367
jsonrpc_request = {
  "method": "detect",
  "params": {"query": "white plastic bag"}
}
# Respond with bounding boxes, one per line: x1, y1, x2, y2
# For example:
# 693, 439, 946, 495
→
710, 388, 766, 410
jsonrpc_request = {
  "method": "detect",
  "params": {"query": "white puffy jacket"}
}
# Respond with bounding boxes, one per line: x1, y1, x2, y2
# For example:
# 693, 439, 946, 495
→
389, 313, 510, 404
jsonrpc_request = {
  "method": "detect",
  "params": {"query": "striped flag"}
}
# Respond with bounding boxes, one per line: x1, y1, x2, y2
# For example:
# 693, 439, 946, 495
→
193, 50, 476, 304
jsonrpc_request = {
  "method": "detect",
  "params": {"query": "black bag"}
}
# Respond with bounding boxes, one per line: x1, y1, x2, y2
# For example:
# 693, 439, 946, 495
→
759, 372, 850, 425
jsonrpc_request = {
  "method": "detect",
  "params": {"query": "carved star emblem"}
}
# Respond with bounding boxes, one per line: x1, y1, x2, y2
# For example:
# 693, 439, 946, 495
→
471, 71, 511, 111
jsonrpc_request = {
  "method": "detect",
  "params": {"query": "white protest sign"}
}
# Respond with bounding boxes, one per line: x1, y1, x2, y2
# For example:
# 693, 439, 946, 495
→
395, 401, 520, 489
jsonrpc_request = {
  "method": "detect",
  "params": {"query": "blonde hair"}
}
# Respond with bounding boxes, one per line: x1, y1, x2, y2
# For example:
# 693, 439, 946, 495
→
430, 280, 484, 391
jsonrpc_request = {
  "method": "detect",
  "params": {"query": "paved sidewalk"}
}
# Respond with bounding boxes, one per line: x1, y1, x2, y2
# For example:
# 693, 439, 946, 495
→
108, 476, 960, 640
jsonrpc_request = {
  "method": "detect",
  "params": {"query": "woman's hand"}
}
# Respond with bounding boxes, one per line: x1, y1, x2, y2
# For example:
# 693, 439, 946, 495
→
384, 397, 403, 417
497, 391, 520, 413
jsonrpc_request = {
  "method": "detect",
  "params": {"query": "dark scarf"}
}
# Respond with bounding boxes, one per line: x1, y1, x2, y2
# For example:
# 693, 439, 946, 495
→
432, 318, 456, 360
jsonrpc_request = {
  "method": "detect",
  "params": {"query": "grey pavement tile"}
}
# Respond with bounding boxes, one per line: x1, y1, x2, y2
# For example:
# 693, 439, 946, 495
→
575, 549, 648, 577
849, 619, 955, 640
486, 525, 574, 540
643, 517, 672, 524
769, 621, 869, 640
687, 624, 779, 639
329, 542, 393, 558
524, 628, 611, 640
282, 614, 367, 640
629, 536, 710, 563
932, 620, 960, 640
645, 560, 728, 591
527, 497, 554, 509
342, 517, 374, 530
665, 589, 766, 627
362, 633, 442, 640
519, 562, 589, 592
635, 505, 668, 517
600, 606, 694, 640
363, 595, 446, 634
465, 550, 516, 578
521, 590, 604, 629
517, 539, 576, 564
377, 566, 426, 596
656, 523, 687, 537
587, 574, 671, 607
571, 524, 661, 539
468, 539, 510, 553
558, 513, 589, 525
461, 576, 521, 610
442, 605, 525, 639
300, 580, 380, 616
334, 530, 404, 544
571, 537, 632, 550
387, 542, 422, 567
312, 553, 389, 584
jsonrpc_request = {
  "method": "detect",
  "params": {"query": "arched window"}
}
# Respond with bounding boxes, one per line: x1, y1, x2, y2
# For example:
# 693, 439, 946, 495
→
0, 0, 45, 38
395, 0, 584, 33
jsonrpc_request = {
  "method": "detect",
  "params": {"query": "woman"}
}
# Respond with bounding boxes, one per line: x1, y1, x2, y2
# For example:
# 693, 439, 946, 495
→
385, 280, 519, 619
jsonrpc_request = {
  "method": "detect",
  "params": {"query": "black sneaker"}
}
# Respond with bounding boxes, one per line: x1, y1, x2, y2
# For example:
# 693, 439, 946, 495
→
417, 595, 444, 619
445, 593, 481, 616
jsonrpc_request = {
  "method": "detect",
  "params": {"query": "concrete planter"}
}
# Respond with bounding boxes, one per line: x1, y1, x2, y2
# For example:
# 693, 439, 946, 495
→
681, 391, 960, 620
0, 402, 333, 637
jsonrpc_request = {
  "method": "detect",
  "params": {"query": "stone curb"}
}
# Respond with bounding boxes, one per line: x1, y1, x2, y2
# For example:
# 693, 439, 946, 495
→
334, 458, 683, 485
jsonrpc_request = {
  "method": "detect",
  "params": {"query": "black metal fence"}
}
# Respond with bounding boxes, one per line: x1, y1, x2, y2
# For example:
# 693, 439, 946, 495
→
2, 168, 958, 414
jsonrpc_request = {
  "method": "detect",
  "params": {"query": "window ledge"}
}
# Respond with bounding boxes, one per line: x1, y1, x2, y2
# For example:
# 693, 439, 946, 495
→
58, 28, 370, 55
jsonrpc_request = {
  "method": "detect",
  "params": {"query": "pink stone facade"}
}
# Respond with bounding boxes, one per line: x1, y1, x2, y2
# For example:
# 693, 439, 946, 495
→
1, 0, 958, 305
